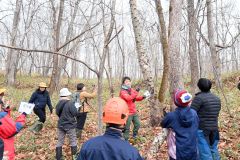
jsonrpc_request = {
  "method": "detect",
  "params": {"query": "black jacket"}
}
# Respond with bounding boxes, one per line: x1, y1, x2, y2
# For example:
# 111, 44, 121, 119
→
29, 90, 53, 112
56, 100, 78, 130
191, 92, 221, 131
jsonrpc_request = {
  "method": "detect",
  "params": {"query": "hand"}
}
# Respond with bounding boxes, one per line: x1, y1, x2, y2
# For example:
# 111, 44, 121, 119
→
136, 87, 140, 92
163, 107, 167, 116
143, 91, 151, 99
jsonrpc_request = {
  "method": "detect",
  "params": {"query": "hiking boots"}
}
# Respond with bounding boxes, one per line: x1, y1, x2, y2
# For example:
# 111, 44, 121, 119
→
29, 121, 43, 133
71, 146, 78, 160
56, 147, 63, 160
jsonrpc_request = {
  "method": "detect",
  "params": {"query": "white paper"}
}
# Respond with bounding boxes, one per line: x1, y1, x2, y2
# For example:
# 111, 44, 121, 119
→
18, 102, 35, 114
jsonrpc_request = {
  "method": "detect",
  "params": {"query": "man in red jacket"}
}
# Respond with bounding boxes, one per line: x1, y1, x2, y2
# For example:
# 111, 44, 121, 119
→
0, 88, 26, 160
119, 77, 146, 140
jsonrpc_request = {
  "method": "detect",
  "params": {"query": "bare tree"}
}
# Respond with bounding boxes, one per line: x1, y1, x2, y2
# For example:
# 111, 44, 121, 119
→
6, 0, 22, 85
168, 0, 184, 99
206, 0, 222, 88
129, 0, 161, 126
155, 0, 169, 103
49, 0, 65, 95
187, 0, 200, 94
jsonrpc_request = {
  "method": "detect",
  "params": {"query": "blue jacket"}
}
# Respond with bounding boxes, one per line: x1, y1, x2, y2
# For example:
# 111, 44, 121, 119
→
77, 127, 143, 160
29, 90, 52, 112
161, 107, 199, 160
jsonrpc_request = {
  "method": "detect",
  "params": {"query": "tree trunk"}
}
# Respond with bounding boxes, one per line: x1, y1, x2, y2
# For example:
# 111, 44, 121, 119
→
49, 0, 65, 95
146, 1, 184, 158
130, 0, 160, 126
155, 0, 170, 103
6, 0, 22, 86
168, 0, 184, 105
97, 0, 116, 134
206, 0, 222, 88
57, 0, 80, 81
187, 0, 200, 94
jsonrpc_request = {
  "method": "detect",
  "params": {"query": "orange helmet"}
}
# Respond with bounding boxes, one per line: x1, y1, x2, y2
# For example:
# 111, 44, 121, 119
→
103, 97, 129, 125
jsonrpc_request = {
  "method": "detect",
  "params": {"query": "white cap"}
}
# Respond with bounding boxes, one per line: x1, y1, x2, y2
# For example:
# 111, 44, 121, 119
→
59, 88, 72, 97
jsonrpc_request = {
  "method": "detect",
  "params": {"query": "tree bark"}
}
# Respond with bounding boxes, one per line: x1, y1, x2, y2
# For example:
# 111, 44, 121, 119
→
6, 0, 22, 86
155, 0, 170, 103
187, 0, 200, 94
49, 0, 65, 95
129, 0, 160, 126
168, 0, 184, 104
97, 0, 116, 134
206, 0, 222, 88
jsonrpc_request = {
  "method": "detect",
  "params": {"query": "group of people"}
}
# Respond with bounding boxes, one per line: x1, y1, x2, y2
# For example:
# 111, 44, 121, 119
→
0, 76, 239, 160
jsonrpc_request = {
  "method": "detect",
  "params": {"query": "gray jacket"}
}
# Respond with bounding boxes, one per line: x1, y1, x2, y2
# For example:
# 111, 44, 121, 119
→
56, 99, 78, 130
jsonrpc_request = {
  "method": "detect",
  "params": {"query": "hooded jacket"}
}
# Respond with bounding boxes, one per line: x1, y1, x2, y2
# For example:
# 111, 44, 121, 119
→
161, 107, 199, 160
0, 111, 26, 160
119, 85, 144, 115
77, 127, 143, 160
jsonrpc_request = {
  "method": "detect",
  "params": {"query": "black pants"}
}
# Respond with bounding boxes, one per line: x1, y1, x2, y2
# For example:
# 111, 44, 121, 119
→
0, 138, 4, 160
33, 107, 46, 123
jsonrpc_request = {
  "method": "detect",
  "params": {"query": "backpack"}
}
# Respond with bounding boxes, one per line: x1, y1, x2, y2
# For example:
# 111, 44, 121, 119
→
71, 92, 82, 110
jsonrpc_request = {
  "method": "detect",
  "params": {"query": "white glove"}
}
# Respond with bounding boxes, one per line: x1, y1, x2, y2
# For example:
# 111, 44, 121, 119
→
143, 91, 151, 99
75, 102, 81, 109
18, 102, 35, 114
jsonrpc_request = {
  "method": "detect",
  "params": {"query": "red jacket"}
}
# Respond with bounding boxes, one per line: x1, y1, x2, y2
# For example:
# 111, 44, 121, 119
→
0, 111, 26, 160
120, 88, 144, 115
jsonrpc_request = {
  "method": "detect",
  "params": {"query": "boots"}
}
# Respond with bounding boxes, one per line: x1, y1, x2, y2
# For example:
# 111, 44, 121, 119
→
56, 147, 63, 160
71, 146, 78, 160
34, 122, 43, 132
30, 121, 43, 133
76, 129, 82, 139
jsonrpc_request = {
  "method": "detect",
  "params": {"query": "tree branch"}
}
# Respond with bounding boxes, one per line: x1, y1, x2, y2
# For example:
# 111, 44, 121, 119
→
0, 44, 99, 75
105, 26, 124, 47
57, 21, 101, 51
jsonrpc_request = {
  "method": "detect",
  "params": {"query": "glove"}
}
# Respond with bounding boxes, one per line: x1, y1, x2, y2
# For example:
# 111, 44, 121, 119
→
143, 91, 151, 99
136, 87, 140, 92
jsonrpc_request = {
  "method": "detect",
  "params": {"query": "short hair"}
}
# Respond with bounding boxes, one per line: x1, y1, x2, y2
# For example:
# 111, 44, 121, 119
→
197, 78, 212, 92
122, 76, 131, 85
77, 83, 85, 91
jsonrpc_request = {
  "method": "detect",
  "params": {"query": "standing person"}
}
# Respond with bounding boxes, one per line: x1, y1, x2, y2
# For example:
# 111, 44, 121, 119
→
29, 82, 53, 133
119, 76, 147, 140
0, 88, 26, 160
74, 83, 97, 138
77, 97, 143, 160
56, 88, 78, 160
191, 78, 221, 160
161, 89, 199, 160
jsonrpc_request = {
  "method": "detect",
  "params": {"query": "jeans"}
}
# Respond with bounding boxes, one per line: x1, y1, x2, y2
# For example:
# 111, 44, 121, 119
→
123, 113, 140, 140
33, 107, 46, 123
197, 130, 221, 160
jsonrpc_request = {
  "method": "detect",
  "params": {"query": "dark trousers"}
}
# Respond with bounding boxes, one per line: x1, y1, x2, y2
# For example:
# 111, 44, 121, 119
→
33, 107, 46, 123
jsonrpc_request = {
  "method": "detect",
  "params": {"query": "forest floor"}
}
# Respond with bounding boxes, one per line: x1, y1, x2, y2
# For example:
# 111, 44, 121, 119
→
0, 72, 239, 160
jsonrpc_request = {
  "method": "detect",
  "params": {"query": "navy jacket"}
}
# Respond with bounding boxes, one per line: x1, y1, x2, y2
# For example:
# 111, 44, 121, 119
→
191, 92, 221, 131
29, 90, 53, 112
77, 127, 143, 160
161, 107, 199, 160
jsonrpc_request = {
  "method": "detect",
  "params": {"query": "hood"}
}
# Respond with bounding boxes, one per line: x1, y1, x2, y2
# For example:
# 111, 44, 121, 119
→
176, 107, 194, 128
